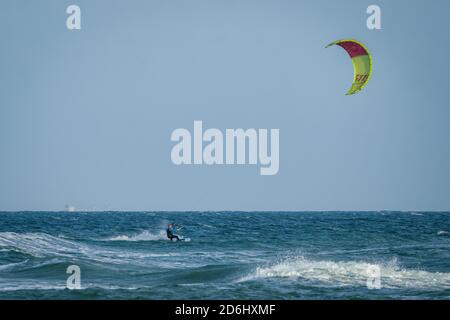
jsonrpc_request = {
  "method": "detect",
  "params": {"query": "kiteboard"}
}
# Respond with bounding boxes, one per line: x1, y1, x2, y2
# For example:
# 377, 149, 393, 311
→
171, 236, 190, 242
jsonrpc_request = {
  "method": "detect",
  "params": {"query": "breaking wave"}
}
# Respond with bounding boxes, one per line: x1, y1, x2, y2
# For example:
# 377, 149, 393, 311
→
239, 256, 450, 289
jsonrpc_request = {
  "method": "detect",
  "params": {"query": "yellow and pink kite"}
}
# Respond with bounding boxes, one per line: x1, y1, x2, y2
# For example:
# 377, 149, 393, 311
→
326, 39, 372, 95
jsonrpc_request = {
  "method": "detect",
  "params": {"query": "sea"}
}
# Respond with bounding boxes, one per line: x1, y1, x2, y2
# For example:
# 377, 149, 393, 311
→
0, 211, 449, 299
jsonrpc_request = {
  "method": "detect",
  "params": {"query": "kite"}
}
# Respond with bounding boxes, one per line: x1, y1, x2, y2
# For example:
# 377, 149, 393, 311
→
326, 39, 372, 95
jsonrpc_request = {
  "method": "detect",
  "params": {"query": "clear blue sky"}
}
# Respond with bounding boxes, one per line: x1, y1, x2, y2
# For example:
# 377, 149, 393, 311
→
1, 0, 449, 211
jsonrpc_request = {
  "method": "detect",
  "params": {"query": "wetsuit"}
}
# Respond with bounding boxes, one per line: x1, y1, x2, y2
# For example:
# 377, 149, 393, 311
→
166, 227, 180, 241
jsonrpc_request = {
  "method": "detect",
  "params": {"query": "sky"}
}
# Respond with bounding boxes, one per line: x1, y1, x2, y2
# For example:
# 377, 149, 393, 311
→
1, 0, 450, 211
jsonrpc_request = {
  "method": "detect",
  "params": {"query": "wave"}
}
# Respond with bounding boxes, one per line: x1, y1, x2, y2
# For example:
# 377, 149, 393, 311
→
0, 283, 65, 292
0, 260, 29, 271
106, 230, 168, 241
239, 256, 450, 289
0, 232, 175, 265
437, 231, 448, 236
0, 232, 88, 258
0, 281, 143, 292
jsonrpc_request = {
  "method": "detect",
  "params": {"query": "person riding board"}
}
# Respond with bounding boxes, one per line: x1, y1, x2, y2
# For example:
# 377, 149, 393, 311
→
166, 223, 182, 241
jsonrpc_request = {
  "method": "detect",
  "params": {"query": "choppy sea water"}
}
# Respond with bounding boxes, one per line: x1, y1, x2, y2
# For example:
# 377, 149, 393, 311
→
0, 211, 449, 299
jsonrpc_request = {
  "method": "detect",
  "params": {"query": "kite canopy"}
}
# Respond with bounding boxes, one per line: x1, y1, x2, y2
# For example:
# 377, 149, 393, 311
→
326, 39, 372, 95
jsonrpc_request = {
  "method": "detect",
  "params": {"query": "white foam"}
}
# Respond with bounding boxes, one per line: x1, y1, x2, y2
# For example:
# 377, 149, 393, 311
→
437, 231, 448, 235
239, 256, 450, 289
107, 230, 168, 241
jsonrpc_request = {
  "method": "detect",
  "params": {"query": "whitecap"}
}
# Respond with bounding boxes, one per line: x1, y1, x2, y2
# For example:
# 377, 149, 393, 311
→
106, 230, 168, 241
238, 256, 450, 290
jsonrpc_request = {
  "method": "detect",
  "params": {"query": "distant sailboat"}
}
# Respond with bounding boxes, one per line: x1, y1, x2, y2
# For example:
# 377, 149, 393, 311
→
65, 204, 76, 212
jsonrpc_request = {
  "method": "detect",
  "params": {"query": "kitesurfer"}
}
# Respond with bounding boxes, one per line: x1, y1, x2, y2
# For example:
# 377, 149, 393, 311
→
166, 223, 180, 241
